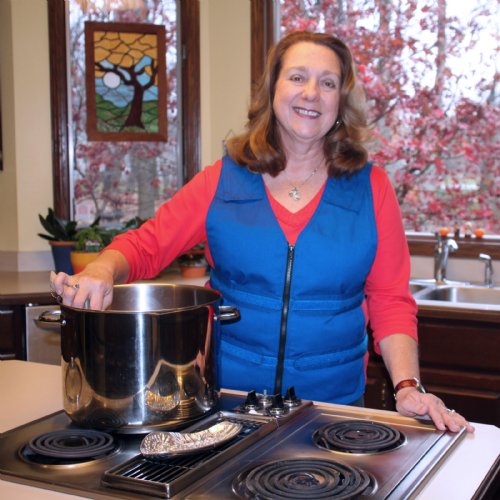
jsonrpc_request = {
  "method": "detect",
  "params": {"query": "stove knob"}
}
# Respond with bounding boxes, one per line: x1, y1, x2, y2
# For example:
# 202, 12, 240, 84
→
258, 390, 272, 408
243, 390, 259, 411
284, 386, 302, 407
269, 394, 286, 416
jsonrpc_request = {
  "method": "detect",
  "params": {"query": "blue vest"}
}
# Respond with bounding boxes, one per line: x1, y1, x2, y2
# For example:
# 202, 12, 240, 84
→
206, 156, 377, 404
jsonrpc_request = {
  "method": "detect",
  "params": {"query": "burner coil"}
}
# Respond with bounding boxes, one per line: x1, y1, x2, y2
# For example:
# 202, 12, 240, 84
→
232, 458, 373, 499
28, 429, 116, 459
313, 420, 405, 454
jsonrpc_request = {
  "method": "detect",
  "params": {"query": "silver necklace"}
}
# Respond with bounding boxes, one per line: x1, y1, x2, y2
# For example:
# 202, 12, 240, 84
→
283, 166, 320, 201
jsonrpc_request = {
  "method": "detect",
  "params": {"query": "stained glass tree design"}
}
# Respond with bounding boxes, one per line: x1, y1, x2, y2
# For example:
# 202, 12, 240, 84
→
85, 21, 167, 141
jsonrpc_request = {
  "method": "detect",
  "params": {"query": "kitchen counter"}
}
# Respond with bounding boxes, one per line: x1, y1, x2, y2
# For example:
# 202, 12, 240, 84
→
0, 271, 56, 305
0, 360, 498, 499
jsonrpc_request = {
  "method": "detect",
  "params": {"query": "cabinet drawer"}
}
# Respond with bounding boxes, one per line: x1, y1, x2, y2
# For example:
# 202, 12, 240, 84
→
426, 383, 500, 426
418, 318, 500, 371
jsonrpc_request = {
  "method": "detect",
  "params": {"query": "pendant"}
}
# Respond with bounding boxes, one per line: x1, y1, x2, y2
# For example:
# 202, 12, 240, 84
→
289, 187, 301, 201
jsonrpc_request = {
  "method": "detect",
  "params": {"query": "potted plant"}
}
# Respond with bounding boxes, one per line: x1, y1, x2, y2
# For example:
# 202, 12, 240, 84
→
70, 219, 119, 274
177, 243, 208, 278
38, 208, 77, 274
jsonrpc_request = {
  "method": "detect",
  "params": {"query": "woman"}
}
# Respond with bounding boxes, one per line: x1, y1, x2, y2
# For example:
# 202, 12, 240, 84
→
51, 31, 473, 433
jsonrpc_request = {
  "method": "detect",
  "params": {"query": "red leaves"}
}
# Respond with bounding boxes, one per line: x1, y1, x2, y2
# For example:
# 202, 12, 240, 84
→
464, 145, 475, 159
280, 0, 498, 233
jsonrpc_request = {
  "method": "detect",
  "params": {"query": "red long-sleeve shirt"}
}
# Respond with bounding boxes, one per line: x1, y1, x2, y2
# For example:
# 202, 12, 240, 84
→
108, 159, 418, 352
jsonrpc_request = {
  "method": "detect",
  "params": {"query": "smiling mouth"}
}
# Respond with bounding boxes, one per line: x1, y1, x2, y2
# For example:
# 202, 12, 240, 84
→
294, 107, 321, 118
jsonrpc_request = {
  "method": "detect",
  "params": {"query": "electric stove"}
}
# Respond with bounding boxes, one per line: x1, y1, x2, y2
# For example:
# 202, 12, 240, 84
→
0, 388, 467, 499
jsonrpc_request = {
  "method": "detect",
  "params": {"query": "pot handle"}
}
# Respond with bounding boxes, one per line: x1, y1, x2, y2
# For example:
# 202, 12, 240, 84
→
35, 310, 67, 328
215, 305, 240, 322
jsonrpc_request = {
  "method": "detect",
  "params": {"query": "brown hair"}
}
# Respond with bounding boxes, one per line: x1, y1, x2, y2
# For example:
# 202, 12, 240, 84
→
227, 31, 372, 177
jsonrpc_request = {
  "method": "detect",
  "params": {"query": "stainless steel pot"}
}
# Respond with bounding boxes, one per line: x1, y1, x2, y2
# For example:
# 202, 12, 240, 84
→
58, 283, 238, 433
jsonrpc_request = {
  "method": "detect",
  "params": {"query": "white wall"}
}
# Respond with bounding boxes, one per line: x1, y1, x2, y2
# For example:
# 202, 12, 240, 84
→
200, 0, 250, 166
0, 0, 251, 271
0, 0, 53, 271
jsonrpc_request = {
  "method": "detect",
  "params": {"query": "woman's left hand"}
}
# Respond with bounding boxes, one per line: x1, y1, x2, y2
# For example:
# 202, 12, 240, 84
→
395, 388, 475, 433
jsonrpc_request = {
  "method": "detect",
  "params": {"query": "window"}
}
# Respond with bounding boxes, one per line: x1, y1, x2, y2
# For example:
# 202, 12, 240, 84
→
47, 0, 200, 225
250, 0, 499, 258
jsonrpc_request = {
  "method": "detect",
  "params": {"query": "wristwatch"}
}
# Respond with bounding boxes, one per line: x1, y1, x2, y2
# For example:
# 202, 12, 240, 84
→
393, 377, 426, 400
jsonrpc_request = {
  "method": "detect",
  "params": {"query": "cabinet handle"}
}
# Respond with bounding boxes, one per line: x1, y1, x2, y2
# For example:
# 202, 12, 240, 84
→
34, 310, 65, 330
381, 380, 387, 409
0, 309, 14, 315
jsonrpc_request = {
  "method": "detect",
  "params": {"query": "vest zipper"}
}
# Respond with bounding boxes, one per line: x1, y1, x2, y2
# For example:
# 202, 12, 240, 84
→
274, 244, 295, 395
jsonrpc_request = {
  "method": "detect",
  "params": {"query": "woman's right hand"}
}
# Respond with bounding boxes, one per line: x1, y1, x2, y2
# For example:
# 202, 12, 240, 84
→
50, 263, 114, 310
49, 249, 131, 310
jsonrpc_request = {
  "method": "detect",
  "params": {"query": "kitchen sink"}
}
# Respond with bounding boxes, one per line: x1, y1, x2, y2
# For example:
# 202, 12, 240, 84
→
409, 282, 430, 294
408, 280, 500, 311
410, 278, 470, 287
416, 285, 500, 307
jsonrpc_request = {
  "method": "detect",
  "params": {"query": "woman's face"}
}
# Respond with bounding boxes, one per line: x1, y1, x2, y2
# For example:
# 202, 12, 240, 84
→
273, 42, 341, 151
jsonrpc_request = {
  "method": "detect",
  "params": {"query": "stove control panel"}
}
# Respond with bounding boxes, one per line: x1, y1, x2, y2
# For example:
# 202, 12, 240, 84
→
233, 386, 311, 422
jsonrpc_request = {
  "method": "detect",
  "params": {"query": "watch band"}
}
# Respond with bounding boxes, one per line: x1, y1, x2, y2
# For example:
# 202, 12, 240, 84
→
393, 377, 426, 400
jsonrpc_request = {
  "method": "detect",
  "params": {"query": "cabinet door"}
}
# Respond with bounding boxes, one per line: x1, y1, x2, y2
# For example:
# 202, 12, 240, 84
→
418, 316, 500, 426
365, 360, 395, 411
421, 369, 500, 426
0, 306, 24, 360
366, 315, 500, 426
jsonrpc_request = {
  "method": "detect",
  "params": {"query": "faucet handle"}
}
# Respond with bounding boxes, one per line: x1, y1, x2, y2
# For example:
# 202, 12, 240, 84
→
479, 253, 491, 262
447, 238, 458, 251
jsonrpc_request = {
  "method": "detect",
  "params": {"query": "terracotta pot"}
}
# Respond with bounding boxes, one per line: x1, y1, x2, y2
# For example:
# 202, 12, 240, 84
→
50, 241, 75, 274
70, 251, 100, 274
179, 264, 208, 278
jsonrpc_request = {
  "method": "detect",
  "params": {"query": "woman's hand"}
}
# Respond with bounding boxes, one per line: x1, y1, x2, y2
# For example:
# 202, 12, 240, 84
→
395, 387, 475, 433
49, 249, 130, 310
50, 265, 114, 310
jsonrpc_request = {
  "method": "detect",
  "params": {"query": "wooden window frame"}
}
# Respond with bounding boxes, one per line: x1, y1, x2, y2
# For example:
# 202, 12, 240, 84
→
47, 0, 200, 220
250, 0, 275, 95
250, 1, 500, 260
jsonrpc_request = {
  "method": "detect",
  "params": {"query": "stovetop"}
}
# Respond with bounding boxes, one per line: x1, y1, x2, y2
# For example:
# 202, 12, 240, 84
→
182, 403, 465, 499
0, 390, 466, 499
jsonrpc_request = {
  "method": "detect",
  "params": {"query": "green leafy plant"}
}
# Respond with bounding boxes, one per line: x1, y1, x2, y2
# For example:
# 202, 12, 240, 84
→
74, 218, 120, 252
38, 208, 77, 242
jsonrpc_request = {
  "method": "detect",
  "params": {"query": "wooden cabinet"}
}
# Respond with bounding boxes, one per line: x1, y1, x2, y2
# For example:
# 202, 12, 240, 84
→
0, 290, 55, 361
0, 305, 25, 360
366, 307, 500, 426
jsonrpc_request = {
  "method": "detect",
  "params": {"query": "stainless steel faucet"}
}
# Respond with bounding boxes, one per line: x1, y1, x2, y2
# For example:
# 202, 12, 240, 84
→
479, 253, 494, 287
434, 234, 458, 284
